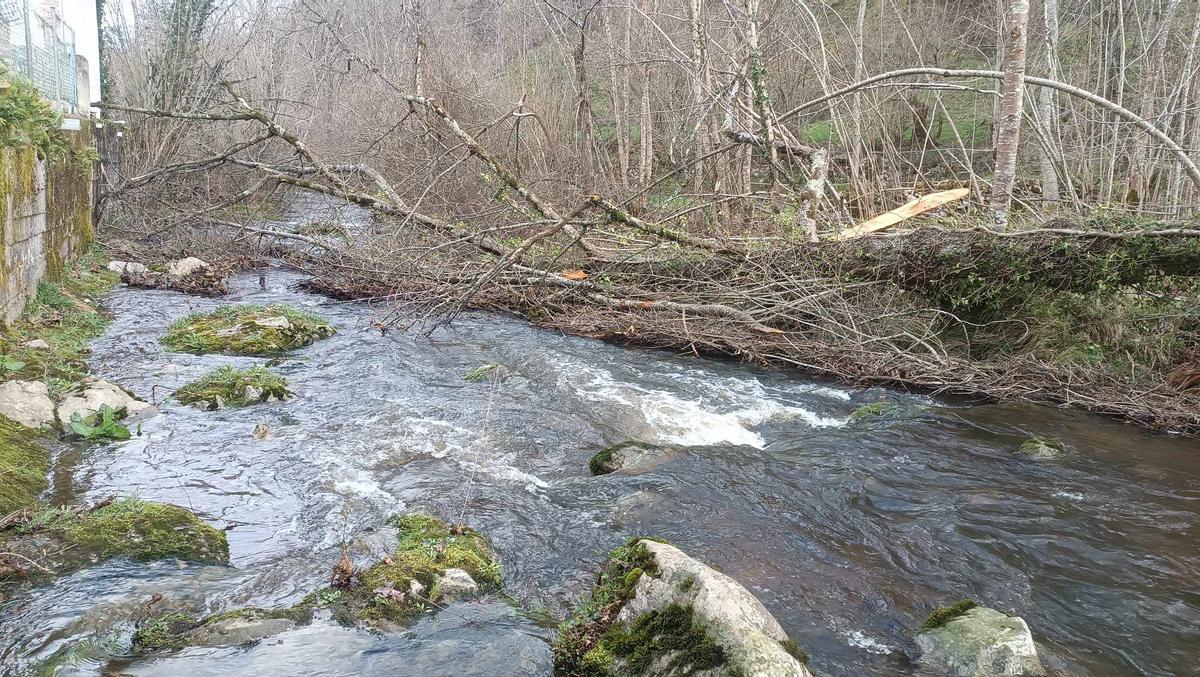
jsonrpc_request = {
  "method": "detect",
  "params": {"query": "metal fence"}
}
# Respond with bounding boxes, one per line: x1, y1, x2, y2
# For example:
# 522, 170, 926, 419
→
0, 0, 78, 113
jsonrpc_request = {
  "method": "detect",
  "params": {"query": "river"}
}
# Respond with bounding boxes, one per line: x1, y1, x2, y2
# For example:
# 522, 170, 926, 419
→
0, 235, 1197, 675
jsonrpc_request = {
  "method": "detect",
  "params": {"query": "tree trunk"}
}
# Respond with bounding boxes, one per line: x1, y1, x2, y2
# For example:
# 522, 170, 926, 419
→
1036, 0, 1060, 205
990, 0, 1030, 228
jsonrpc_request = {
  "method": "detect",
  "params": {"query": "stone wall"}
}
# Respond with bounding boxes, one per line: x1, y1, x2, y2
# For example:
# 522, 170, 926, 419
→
0, 126, 94, 324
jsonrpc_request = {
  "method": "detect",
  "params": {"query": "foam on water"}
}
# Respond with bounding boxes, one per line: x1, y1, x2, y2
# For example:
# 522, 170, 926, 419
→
844, 630, 894, 655
555, 361, 846, 449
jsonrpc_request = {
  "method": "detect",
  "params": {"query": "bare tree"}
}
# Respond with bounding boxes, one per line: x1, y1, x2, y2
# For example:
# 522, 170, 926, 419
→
990, 0, 1030, 227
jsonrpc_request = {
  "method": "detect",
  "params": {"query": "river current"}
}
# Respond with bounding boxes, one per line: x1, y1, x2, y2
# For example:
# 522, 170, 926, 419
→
0, 225, 1197, 676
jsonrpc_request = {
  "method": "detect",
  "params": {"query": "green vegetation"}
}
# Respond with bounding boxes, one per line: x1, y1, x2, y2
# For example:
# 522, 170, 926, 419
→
132, 606, 312, 653
464, 362, 509, 382
69, 403, 131, 441
591, 603, 728, 676
131, 612, 197, 652
553, 538, 662, 675
174, 365, 291, 409
921, 599, 978, 632
0, 415, 49, 514
310, 514, 501, 626
161, 304, 335, 355
1016, 436, 1067, 460
779, 638, 810, 664
850, 401, 902, 422
0, 64, 67, 158
60, 498, 229, 564
0, 249, 118, 394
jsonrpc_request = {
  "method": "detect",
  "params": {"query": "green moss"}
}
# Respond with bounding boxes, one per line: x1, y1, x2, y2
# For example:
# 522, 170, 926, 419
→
0, 415, 50, 514
779, 638, 810, 664
850, 401, 902, 422
161, 304, 335, 355
464, 362, 508, 382
598, 603, 727, 676
1016, 437, 1067, 460
174, 365, 291, 409
921, 599, 978, 632
589, 441, 652, 476
315, 513, 501, 626
131, 612, 198, 652
0, 249, 118, 394
61, 498, 229, 564
553, 538, 662, 675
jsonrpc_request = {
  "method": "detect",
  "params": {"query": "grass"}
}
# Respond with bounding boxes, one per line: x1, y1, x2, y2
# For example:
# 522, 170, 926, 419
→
464, 362, 508, 382
295, 220, 347, 238
0, 249, 118, 395
174, 365, 291, 409
161, 304, 335, 355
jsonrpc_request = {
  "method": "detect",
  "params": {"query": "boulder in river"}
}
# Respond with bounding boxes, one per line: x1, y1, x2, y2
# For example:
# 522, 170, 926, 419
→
590, 441, 661, 475
554, 539, 813, 676
167, 257, 210, 277
1015, 437, 1067, 461
0, 380, 55, 429
161, 304, 335, 355
134, 608, 303, 651
56, 378, 155, 432
916, 601, 1046, 676
1, 498, 229, 583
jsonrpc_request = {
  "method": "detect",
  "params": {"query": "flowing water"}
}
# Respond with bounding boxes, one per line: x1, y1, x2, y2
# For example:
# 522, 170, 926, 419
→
1, 217, 1198, 676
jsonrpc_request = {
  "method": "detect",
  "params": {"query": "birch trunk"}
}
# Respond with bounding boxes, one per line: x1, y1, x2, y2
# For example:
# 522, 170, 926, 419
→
990, 0, 1030, 228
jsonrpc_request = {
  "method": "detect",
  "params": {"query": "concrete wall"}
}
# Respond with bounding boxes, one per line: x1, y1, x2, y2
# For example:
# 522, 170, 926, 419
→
0, 126, 94, 324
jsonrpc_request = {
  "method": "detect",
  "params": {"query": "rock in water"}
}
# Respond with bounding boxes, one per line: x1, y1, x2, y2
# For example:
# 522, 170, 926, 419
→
432, 568, 480, 602
252, 424, 272, 440
185, 616, 297, 647
589, 441, 660, 475
1015, 437, 1067, 461
618, 541, 812, 676
167, 257, 209, 277
559, 539, 812, 676
254, 316, 292, 330
107, 260, 148, 275
0, 380, 56, 428
916, 606, 1046, 676
57, 379, 156, 431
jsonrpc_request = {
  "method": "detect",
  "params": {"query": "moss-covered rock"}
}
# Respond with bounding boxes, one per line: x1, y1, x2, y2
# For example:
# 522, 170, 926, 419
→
916, 605, 1046, 676
318, 513, 501, 627
133, 607, 311, 652
1015, 437, 1067, 461
0, 414, 49, 515
589, 441, 656, 476
922, 599, 978, 632
1, 498, 229, 582
174, 365, 291, 410
554, 539, 811, 676
849, 401, 902, 422
161, 305, 334, 355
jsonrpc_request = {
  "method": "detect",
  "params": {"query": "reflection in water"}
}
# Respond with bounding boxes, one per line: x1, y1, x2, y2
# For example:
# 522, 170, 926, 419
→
0, 237, 1197, 675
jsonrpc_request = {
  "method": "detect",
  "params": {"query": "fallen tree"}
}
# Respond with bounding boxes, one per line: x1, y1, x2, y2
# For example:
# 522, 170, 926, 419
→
95, 52, 1200, 436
